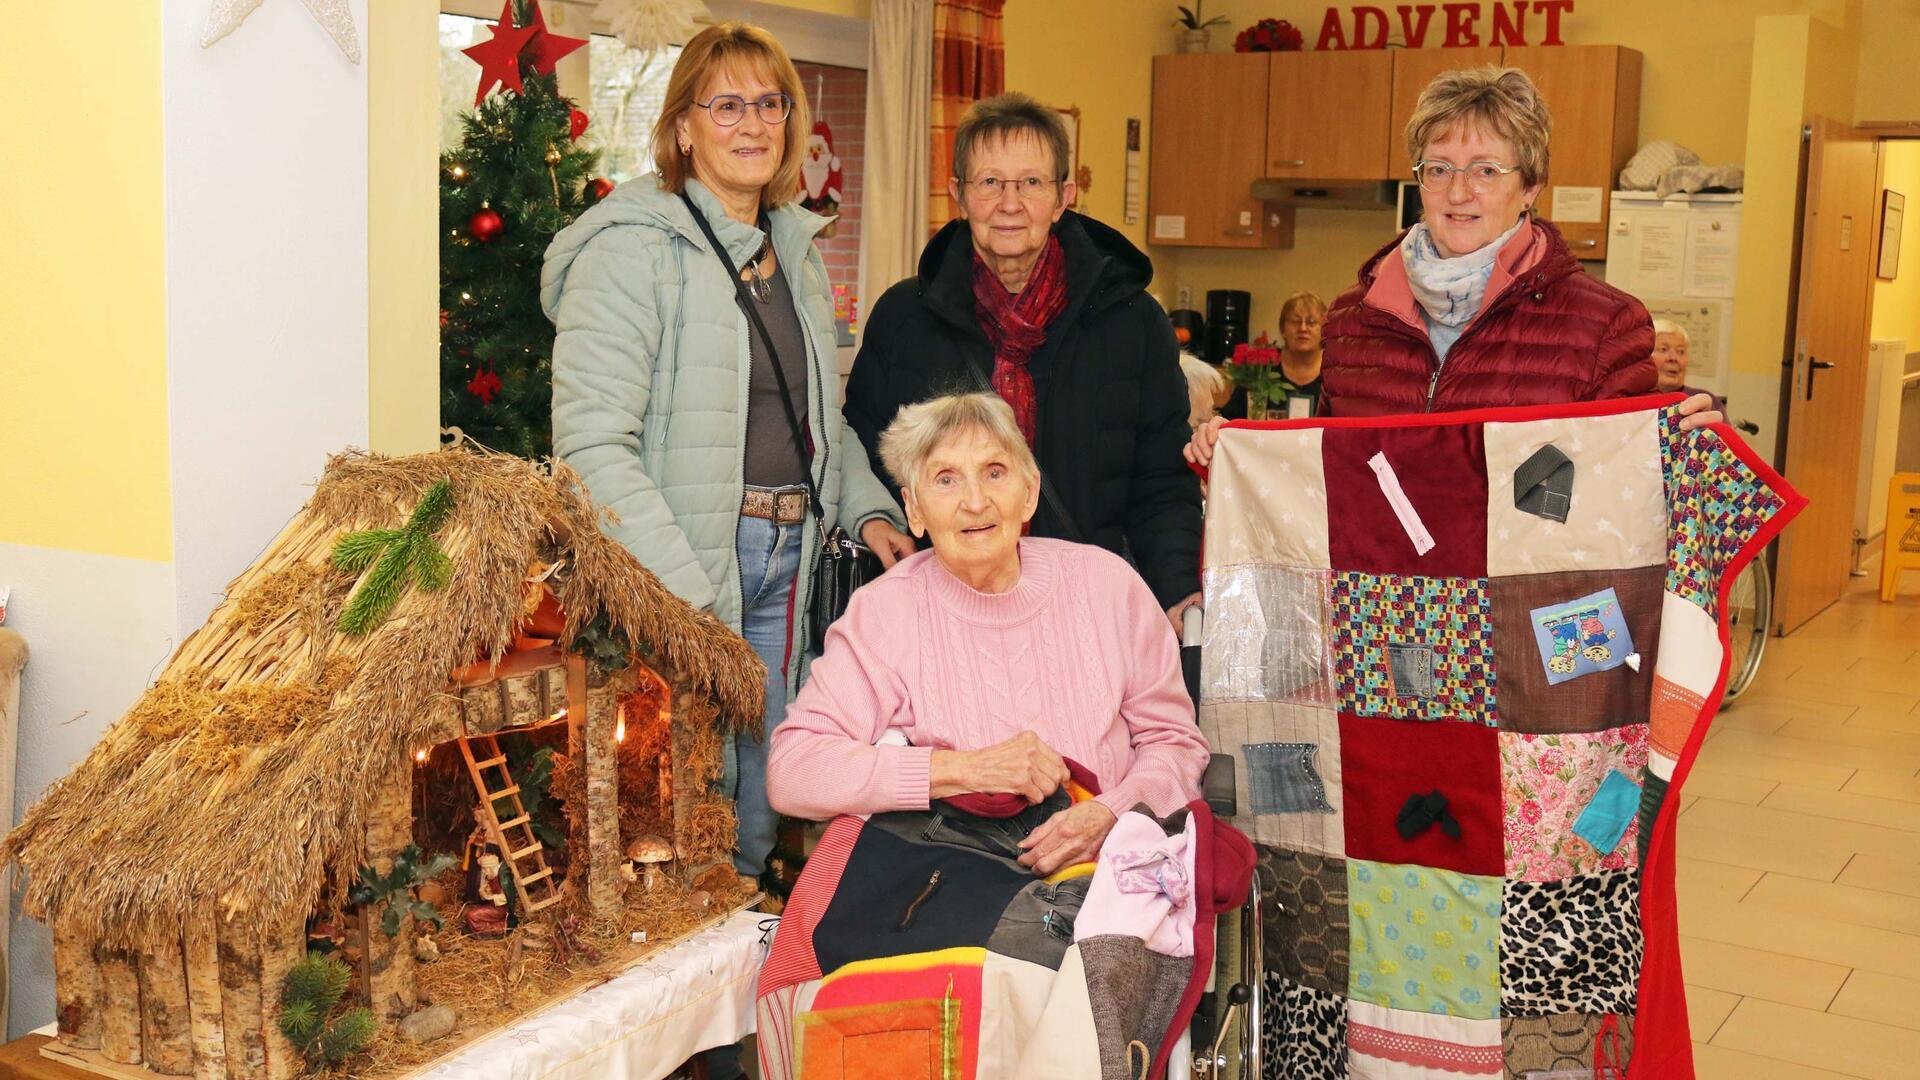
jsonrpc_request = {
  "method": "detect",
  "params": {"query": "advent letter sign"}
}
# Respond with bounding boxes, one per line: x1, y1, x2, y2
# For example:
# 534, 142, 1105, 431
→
1317, 1, 1575, 50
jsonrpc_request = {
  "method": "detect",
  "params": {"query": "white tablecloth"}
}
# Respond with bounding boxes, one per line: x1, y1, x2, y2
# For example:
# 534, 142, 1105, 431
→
415, 910, 770, 1079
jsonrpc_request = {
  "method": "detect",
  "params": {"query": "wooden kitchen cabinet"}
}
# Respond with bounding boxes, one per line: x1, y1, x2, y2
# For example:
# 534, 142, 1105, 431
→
1149, 52, 1293, 249
1503, 45, 1642, 259
1389, 46, 1504, 179
1265, 50, 1393, 180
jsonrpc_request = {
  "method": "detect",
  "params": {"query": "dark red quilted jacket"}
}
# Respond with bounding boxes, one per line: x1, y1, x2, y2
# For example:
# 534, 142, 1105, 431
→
1321, 221, 1656, 416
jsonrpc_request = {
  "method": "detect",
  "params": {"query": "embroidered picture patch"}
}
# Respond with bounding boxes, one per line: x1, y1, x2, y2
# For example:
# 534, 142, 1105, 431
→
1528, 588, 1635, 685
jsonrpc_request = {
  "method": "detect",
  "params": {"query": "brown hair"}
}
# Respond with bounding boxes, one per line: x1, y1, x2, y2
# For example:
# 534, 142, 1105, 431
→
952, 92, 1072, 182
1404, 65, 1552, 188
650, 22, 809, 206
1279, 291, 1328, 326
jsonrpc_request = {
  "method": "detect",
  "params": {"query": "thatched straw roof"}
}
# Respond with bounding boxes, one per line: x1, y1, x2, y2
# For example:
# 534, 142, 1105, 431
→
2, 447, 763, 946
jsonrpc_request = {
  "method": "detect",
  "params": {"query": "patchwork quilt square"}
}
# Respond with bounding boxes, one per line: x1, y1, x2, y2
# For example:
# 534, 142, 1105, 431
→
1500, 727, 1651, 881
1200, 564, 1334, 705
1204, 426, 1331, 569
1347, 859, 1502, 1019
1484, 410, 1667, 576
1256, 846, 1350, 995
1501, 871, 1643, 1017
1323, 423, 1491, 578
1331, 572, 1498, 724
1262, 974, 1348, 1079
1488, 567, 1664, 735
1347, 999, 1503, 1076
1661, 409, 1789, 618
1501, 1013, 1636, 1079
1340, 714, 1504, 877
1201, 702, 1344, 856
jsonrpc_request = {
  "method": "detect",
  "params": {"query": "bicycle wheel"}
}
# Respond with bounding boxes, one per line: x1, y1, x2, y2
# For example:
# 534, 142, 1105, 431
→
1723, 553, 1772, 701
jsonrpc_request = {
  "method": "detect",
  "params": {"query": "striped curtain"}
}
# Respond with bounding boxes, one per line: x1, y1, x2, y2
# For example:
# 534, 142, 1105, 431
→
928, 0, 1006, 235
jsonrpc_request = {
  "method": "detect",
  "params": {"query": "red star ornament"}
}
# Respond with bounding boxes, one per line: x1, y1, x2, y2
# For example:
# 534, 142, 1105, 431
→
522, 1, 587, 76
467, 367, 504, 405
463, 0, 538, 106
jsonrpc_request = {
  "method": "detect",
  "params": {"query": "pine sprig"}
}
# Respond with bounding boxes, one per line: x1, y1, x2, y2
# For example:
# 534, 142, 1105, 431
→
279, 954, 375, 1070
334, 480, 458, 635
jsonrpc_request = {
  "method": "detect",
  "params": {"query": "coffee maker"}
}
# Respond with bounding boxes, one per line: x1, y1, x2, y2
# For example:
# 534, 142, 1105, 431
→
1204, 289, 1251, 363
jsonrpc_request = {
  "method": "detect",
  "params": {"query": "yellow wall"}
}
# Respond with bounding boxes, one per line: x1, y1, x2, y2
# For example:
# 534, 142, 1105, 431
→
1001, 0, 1896, 337
0, 8, 170, 561
1872, 140, 1920, 348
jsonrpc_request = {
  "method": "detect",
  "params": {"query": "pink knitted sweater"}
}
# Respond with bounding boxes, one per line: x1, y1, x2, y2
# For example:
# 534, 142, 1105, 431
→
766, 539, 1209, 821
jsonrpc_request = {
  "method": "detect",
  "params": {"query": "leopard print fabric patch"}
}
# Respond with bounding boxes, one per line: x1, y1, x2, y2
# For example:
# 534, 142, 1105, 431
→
1261, 974, 1347, 1079
1501, 870, 1643, 1016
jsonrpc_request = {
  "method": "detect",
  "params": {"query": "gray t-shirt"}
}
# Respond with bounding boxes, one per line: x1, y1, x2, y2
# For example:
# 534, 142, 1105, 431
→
742, 260, 811, 489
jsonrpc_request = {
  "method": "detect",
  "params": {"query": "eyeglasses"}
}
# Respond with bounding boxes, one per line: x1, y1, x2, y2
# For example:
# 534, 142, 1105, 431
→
695, 93, 793, 127
1413, 159, 1520, 193
962, 175, 1062, 202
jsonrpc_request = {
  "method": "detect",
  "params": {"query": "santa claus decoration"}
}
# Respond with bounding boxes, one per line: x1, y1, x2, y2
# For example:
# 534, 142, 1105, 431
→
800, 119, 844, 236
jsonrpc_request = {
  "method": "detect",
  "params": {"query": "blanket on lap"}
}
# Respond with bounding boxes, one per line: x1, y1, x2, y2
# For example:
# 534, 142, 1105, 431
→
1196, 395, 1803, 1079
757, 772, 1253, 1079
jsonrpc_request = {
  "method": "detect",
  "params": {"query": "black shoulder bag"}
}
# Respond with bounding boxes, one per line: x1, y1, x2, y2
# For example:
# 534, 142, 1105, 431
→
679, 192, 882, 656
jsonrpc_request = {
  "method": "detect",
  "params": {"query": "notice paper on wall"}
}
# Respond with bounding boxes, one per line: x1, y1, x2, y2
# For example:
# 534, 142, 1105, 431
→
1154, 215, 1187, 241
1552, 185, 1604, 224
1683, 215, 1739, 298
1612, 215, 1686, 297
1125, 118, 1143, 226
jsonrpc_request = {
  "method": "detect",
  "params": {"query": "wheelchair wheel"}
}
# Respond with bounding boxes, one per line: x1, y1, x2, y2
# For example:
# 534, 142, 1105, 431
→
1723, 549, 1772, 702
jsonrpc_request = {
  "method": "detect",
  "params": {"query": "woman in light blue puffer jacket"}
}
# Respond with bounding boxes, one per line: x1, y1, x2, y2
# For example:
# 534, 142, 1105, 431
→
541, 23, 910, 896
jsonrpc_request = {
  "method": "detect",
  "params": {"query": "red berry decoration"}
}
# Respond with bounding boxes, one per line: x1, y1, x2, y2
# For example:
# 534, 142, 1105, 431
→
469, 206, 504, 243
586, 177, 615, 201
467, 366, 504, 405
569, 108, 590, 141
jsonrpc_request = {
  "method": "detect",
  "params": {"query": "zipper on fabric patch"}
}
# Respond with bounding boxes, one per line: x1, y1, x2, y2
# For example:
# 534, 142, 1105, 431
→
897, 869, 943, 931
1425, 368, 1441, 412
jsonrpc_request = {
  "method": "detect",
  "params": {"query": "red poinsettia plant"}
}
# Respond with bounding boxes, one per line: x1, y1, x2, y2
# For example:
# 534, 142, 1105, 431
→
1234, 18, 1305, 52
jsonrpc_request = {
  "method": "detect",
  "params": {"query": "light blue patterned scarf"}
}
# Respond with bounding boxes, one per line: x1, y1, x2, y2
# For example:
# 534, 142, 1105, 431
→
1399, 218, 1526, 362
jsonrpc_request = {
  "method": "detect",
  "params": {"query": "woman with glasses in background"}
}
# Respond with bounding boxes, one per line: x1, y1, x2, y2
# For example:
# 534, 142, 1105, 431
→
845, 93, 1204, 633
1187, 66, 1719, 467
541, 22, 911, 997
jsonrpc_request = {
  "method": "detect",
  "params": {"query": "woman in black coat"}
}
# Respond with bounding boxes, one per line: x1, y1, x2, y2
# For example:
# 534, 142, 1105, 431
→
844, 93, 1201, 625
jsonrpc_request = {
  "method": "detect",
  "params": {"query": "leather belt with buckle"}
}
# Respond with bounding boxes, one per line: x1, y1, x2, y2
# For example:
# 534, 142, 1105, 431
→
741, 487, 808, 524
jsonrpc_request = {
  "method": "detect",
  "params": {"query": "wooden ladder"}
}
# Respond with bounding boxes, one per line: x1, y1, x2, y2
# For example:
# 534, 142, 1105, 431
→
458, 732, 565, 915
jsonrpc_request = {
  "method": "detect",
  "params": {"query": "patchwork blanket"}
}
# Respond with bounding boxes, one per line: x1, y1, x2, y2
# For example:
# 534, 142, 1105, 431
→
756, 778, 1254, 1079
1197, 395, 1802, 1079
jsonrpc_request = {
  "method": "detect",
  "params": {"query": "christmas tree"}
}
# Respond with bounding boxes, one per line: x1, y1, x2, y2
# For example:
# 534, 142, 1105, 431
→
441, 0, 610, 459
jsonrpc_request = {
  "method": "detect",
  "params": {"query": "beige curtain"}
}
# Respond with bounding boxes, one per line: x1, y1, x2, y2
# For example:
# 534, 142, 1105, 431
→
857, 0, 935, 333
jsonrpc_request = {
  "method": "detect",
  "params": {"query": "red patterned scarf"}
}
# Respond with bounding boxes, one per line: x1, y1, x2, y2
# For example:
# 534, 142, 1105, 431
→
970, 233, 1068, 447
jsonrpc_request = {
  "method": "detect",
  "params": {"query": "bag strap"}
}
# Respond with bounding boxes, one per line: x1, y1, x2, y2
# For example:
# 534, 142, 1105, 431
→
958, 357, 1085, 543
679, 191, 823, 520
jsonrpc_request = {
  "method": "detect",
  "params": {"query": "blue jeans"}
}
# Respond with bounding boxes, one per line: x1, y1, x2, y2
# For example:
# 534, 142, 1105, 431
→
725, 509, 804, 878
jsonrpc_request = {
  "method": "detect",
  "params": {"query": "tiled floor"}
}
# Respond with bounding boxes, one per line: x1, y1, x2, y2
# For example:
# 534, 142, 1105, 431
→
1680, 574, 1920, 1079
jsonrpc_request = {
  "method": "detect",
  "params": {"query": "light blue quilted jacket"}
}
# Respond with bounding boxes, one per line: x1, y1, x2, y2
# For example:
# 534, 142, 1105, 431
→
542, 178, 904, 692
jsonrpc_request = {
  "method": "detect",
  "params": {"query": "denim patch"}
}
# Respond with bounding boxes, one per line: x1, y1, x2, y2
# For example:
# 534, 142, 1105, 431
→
1386, 642, 1437, 699
1246, 742, 1334, 815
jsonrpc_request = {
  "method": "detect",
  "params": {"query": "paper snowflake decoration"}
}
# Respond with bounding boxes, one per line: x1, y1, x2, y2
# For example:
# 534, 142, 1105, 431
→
593, 0, 711, 57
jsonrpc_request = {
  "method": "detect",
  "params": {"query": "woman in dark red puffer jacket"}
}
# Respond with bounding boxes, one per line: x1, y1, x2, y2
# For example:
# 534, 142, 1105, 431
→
1188, 66, 1718, 467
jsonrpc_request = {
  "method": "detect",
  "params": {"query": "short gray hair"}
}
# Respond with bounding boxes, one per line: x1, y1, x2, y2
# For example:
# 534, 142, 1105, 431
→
1651, 318, 1688, 342
878, 393, 1041, 495
952, 92, 1071, 182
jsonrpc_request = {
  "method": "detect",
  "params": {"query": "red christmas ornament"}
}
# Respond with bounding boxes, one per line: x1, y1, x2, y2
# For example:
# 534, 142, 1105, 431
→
462, 0, 538, 105
586, 177, 615, 201
467, 367, 504, 405
522, 1, 587, 76
569, 108, 590, 141
470, 206, 504, 243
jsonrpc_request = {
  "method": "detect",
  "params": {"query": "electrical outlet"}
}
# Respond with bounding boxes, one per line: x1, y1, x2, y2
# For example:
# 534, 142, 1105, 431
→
1176, 285, 1193, 310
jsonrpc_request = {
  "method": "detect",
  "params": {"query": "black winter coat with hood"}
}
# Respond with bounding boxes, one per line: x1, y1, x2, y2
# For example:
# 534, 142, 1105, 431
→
844, 211, 1202, 610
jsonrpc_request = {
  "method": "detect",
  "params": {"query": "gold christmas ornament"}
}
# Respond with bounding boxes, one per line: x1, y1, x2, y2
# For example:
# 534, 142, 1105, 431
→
544, 146, 564, 166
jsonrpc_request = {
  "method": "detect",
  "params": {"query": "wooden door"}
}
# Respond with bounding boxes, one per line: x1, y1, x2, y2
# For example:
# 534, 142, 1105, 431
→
1504, 45, 1641, 259
1265, 50, 1392, 180
1774, 120, 1882, 633
1149, 53, 1289, 249
1389, 47, 1504, 180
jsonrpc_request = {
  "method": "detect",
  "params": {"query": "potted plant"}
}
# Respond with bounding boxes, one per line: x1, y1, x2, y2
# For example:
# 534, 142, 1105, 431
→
1173, 3, 1229, 53
1223, 337, 1290, 420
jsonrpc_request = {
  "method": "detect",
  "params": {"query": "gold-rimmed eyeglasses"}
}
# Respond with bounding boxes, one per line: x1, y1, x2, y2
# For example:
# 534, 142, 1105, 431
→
1412, 159, 1520, 193
961, 175, 1063, 203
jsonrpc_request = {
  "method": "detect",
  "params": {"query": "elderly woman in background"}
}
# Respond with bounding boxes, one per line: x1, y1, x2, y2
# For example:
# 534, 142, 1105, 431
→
542, 22, 911, 904
1188, 66, 1719, 465
847, 93, 1204, 631
768, 393, 1208, 873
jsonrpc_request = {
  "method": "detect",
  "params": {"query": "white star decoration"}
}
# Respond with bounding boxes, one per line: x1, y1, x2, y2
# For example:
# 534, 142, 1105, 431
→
201, 0, 361, 63
594, 0, 712, 56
